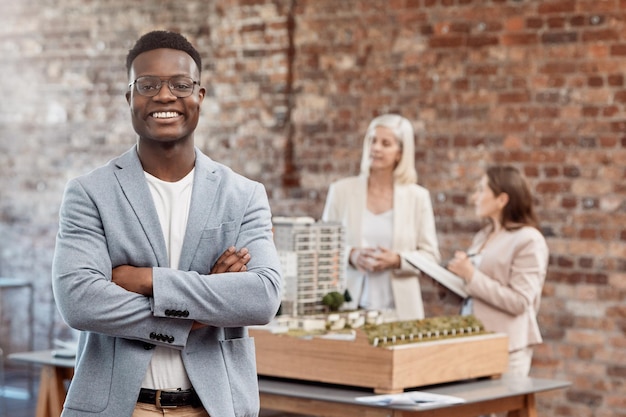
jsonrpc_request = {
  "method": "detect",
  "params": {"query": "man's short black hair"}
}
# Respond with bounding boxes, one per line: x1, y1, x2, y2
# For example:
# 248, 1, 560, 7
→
126, 30, 202, 75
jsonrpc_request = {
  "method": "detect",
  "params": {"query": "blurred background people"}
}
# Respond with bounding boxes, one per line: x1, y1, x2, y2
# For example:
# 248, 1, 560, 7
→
447, 165, 549, 377
322, 114, 440, 320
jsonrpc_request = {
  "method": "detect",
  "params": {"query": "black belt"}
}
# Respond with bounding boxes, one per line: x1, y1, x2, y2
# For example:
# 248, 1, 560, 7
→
137, 388, 202, 408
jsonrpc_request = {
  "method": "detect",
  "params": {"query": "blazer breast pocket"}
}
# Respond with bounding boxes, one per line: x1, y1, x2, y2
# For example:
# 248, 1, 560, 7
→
192, 222, 238, 271
200, 221, 237, 241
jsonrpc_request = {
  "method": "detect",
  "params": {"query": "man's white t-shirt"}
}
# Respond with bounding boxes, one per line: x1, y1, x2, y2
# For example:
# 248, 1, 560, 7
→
141, 168, 195, 390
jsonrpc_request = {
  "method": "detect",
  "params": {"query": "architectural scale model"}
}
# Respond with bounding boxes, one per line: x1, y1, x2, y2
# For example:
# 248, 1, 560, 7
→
264, 311, 489, 347
251, 311, 509, 393
257, 220, 509, 392
272, 216, 345, 316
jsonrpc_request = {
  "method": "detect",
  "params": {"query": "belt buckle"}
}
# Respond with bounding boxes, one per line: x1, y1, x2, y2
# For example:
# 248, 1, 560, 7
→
155, 389, 178, 409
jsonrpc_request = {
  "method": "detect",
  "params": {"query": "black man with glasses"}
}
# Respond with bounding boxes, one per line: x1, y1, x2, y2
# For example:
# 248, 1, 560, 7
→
52, 30, 282, 417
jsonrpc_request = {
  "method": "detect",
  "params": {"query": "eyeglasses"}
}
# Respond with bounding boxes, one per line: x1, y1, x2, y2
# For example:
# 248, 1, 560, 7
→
129, 76, 200, 98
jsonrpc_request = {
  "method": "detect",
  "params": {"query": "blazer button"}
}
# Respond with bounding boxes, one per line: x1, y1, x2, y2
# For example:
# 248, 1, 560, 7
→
150, 332, 157, 340
143, 343, 155, 350
183, 310, 190, 317
165, 309, 172, 316
168, 336, 175, 343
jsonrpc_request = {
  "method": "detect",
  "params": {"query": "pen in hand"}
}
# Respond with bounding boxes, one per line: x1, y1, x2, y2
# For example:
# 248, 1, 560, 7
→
446, 251, 478, 283
443, 252, 477, 268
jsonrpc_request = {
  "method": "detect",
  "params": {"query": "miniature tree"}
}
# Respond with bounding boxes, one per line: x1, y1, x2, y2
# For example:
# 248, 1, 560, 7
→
322, 291, 345, 312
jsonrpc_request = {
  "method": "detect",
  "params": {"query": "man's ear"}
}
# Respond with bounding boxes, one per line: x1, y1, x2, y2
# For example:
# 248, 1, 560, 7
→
198, 86, 206, 103
125, 91, 131, 104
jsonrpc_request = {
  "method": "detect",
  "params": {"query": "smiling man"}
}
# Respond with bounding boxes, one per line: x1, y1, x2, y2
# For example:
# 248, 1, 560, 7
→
52, 31, 282, 417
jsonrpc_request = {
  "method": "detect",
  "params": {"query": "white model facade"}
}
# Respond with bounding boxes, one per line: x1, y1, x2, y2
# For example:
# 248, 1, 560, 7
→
273, 217, 345, 316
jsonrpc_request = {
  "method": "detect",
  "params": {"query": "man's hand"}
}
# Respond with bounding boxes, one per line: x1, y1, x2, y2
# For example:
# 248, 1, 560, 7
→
211, 246, 250, 273
112, 265, 153, 296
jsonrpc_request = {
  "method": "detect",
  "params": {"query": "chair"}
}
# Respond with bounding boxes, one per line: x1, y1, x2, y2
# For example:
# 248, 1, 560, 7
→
0, 278, 35, 355
0, 278, 35, 399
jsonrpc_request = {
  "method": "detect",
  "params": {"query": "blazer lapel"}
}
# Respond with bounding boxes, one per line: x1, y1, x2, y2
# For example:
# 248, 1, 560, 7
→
347, 176, 367, 246
177, 150, 221, 271
392, 184, 406, 250
114, 147, 169, 267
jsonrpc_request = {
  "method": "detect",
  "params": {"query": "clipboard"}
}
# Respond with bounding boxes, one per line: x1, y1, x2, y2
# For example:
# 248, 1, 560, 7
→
404, 252, 468, 298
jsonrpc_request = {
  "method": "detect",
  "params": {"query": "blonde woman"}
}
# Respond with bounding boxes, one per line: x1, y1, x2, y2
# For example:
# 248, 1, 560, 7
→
322, 114, 440, 320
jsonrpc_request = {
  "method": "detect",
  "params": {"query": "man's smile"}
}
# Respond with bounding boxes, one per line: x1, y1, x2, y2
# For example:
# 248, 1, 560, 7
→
151, 111, 181, 119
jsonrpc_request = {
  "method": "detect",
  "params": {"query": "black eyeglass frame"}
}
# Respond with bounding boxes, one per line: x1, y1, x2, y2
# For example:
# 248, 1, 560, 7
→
128, 76, 201, 98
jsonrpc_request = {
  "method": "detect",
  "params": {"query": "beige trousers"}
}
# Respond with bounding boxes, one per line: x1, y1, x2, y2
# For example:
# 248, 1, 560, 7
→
132, 402, 210, 417
505, 346, 533, 377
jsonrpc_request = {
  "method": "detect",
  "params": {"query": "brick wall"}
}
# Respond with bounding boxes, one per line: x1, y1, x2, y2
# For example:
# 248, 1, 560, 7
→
1, 1, 625, 415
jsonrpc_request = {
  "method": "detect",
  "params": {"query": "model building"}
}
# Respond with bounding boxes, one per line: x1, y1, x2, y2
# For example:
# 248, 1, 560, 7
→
273, 216, 345, 316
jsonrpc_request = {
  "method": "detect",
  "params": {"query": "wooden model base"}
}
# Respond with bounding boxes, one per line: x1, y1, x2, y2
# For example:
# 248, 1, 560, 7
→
251, 328, 509, 394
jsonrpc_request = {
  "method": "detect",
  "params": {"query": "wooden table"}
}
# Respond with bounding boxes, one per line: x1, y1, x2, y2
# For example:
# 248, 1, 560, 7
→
7, 350, 570, 417
259, 376, 570, 417
8, 350, 74, 417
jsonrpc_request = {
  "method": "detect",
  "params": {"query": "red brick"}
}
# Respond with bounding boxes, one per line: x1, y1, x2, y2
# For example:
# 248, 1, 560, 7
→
547, 16, 567, 28
538, 0, 576, 14
566, 390, 603, 407
505, 16, 526, 31
540, 62, 578, 74
536, 181, 571, 193
579, 228, 597, 239
608, 73, 624, 86
542, 31, 578, 44
526, 17, 544, 29
602, 105, 619, 117
599, 136, 618, 146
582, 29, 620, 42
429, 35, 466, 48
561, 196, 578, 208
498, 91, 531, 103
563, 165, 581, 177
570, 15, 587, 26
502, 33, 539, 46
467, 35, 499, 48
587, 75, 604, 87
610, 43, 626, 56
579, 257, 594, 268
582, 106, 600, 116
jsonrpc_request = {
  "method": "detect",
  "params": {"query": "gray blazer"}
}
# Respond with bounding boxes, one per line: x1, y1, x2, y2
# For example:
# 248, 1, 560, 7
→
52, 146, 282, 417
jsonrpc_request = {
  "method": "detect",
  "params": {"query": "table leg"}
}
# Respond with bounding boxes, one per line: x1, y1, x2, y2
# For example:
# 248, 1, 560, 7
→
507, 393, 537, 417
35, 365, 73, 417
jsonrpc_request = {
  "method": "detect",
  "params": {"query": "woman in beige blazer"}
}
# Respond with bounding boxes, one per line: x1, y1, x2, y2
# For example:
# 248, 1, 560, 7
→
448, 165, 549, 376
322, 114, 440, 320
